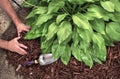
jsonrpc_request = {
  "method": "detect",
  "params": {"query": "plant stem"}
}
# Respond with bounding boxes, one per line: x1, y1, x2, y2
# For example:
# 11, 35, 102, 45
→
24, 1, 38, 8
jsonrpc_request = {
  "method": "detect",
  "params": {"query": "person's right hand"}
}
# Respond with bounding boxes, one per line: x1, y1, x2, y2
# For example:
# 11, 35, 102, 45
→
7, 37, 27, 55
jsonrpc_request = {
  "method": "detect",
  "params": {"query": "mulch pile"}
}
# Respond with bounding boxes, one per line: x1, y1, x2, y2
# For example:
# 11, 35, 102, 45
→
3, 8, 120, 79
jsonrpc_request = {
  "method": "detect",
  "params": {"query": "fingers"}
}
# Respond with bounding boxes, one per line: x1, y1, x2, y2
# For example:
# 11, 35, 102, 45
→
16, 45, 27, 55
18, 43, 27, 49
14, 36, 21, 40
24, 26, 30, 32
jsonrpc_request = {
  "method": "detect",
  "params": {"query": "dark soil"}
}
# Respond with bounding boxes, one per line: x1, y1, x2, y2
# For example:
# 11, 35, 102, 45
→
2, 8, 120, 79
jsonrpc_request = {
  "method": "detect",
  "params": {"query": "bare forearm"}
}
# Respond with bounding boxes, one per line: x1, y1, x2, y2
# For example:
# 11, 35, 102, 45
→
0, 0, 22, 26
0, 39, 8, 50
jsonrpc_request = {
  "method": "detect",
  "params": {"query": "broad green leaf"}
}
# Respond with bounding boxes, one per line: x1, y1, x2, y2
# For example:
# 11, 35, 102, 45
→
36, 14, 53, 25
90, 19, 105, 34
52, 42, 66, 59
93, 44, 106, 61
86, 5, 106, 19
92, 33, 105, 48
111, 13, 120, 22
46, 22, 58, 40
106, 22, 120, 41
102, 33, 114, 46
71, 44, 82, 61
80, 50, 93, 68
72, 13, 91, 30
26, 7, 47, 19
47, 0, 65, 14
57, 21, 72, 44
24, 25, 42, 39
100, 1, 115, 12
72, 29, 80, 46
77, 28, 92, 43
41, 37, 54, 53
110, 0, 120, 12
42, 21, 53, 36
61, 45, 71, 65
56, 13, 67, 24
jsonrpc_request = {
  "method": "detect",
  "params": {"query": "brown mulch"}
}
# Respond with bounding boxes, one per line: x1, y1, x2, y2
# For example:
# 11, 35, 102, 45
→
2, 8, 120, 79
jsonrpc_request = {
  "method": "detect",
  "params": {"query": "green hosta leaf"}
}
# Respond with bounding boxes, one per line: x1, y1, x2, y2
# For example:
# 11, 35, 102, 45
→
72, 13, 91, 30
93, 44, 106, 61
72, 29, 81, 46
57, 21, 72, 44
77, 29, 92, 43
61, 45, 71, 65
102, 32, 114, 46
92, 33, 105, 48
41, 21, 53, 36
90, 19, 105, 34
86, 5, 106, 19
52, 42, 66, 59
106, 22, 120, 41
100, 1, 115, 12
41, 37, 54, 53
56, 13, 67, 24
47, 0, 65, 14
80, 50, 93, 68
46, 22, 58, 40
71, 44, 82, 61
110, 0, 120, 12
36, 14, 53, 25
24, 25, 43, 39
111, 13, 120, 22
26, 7, 47, 19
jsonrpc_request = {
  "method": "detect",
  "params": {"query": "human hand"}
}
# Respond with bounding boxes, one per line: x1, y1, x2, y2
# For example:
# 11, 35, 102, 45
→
7, 37, 27, 55
16, 23, 30, 36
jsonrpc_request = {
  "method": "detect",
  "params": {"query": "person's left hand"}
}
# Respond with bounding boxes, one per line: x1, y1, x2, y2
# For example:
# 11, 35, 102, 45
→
16, 23, 30, 36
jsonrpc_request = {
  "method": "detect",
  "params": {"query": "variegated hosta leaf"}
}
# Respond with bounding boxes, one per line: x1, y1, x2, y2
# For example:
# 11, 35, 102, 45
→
100, 1, 115, 12
41, 37, 54, 53
77, 28, 92, 43
71, 44, 82, 61
47, 0, 65, 14
110, 0, 120, 12
26, 7, 47, 19
80, 49, 93, 68
106, 22, 120, 41
72, 29, 80, 46
86, 5, 106, 19
72, 13, 91, 30
36, 14, 53, 25
90, 19, 105, 34
52, 42, 66, 59
41, 21, 53, 36
56, 13, 67, 24
57, 21, 72, 44
92, 33, 105, 48
61, 45, 71, 65
93, 44, 106, 61
46, 22, 58, 41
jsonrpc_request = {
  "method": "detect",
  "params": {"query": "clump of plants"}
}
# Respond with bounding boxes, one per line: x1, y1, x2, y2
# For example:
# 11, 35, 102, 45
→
23, 0, 120, 68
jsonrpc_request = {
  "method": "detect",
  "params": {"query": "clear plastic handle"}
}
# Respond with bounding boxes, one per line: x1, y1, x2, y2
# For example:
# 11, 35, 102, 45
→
38, 53, 58, 65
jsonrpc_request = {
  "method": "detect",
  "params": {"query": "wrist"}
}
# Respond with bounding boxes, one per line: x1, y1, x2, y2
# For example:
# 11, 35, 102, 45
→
0, 39, 9, 50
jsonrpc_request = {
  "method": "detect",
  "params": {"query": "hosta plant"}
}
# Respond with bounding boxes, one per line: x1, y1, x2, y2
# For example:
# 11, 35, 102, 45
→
23, 0, 120, 68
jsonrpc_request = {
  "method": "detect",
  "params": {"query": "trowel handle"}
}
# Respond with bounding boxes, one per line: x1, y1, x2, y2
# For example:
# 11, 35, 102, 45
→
23, 60, 38, 66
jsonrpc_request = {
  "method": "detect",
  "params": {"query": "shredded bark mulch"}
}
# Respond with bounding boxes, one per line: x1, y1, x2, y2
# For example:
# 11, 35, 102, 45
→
2, 8, 120, 79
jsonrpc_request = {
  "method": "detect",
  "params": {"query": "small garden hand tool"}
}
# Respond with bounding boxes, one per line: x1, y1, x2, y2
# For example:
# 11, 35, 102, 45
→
23, 53, 58, 66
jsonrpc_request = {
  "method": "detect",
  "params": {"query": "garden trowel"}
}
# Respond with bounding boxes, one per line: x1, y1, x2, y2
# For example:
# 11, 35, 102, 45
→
23, 53, 58, 66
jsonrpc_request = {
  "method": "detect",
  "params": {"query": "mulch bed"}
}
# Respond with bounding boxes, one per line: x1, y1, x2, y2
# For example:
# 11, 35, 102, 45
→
2, 8, 120, 79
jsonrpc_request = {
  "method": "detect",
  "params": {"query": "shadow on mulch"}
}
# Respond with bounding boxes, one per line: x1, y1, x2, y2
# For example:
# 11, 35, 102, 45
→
2, 8, 120, 79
